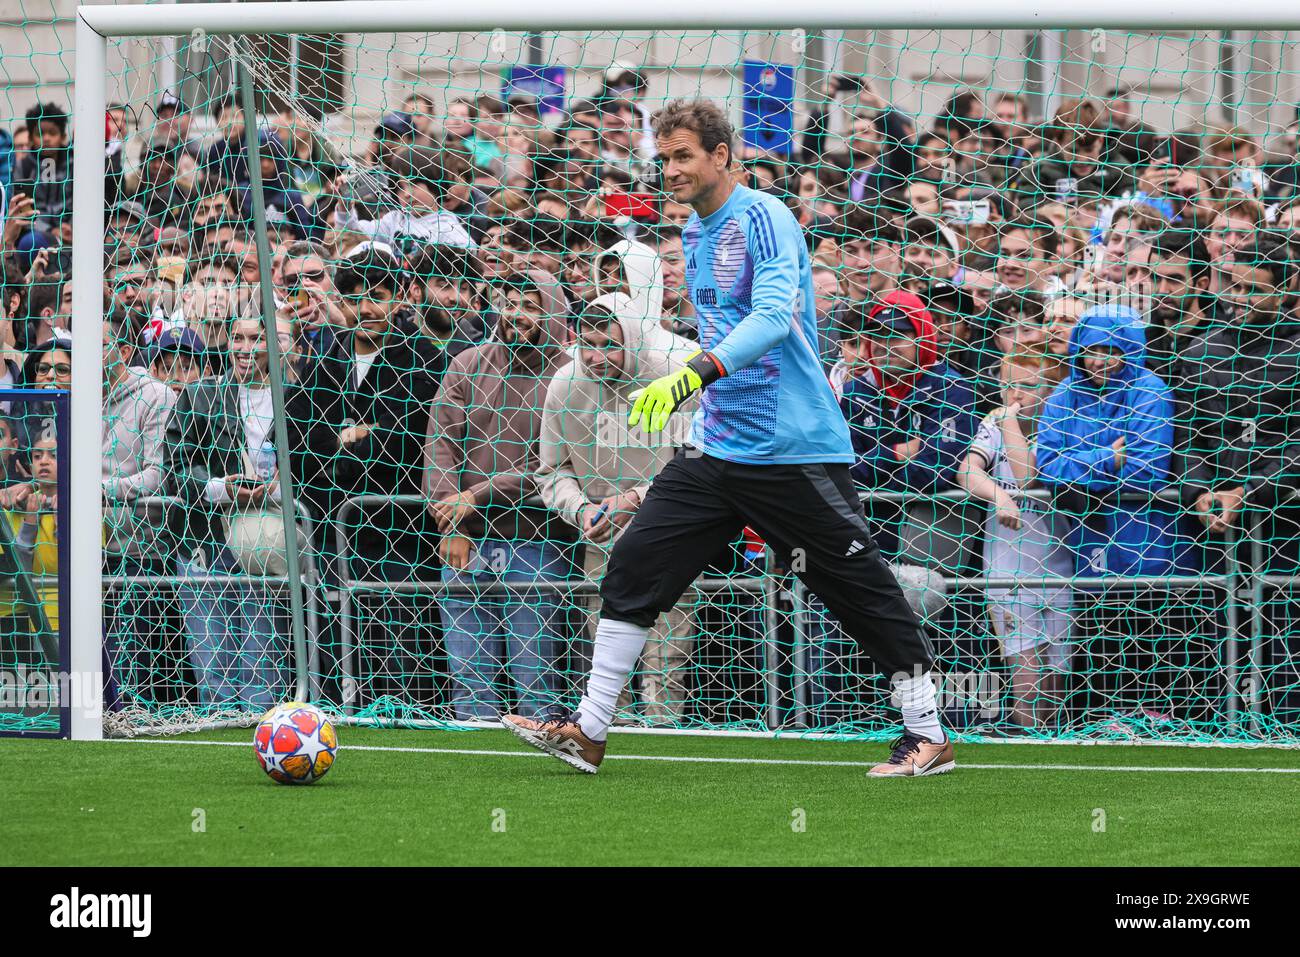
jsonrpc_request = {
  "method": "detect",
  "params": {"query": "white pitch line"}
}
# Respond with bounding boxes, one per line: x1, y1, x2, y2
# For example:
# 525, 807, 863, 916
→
103, 737, 1300, 773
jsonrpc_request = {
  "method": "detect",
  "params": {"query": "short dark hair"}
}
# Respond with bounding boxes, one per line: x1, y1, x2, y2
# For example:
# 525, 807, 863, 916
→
385, 145, 452, 202
506, 216, 569, 254
838, 206, 902, 246
652, 98, 735, 162
1000, 218, 1060, 257
407, 242, 479, 286
211, 93, 238, 122
1151, 229, 1211, 283
990, 291, 1046, 325
25, 102, 68, 137
335, 246, 404, 295
1234, 234, 1296, 292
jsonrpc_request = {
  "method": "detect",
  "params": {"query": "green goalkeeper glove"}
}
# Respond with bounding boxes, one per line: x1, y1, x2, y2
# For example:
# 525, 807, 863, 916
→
628, 351, 723, 433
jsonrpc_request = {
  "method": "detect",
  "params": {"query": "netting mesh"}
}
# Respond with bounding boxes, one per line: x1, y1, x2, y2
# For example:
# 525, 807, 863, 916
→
4, 16, 1300, 741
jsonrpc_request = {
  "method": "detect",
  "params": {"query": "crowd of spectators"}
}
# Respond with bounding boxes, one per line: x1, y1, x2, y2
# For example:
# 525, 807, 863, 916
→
4, 65, 1300, 729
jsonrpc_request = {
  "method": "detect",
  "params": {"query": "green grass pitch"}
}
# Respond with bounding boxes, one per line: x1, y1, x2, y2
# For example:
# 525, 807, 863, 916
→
2, 727, 1298, 866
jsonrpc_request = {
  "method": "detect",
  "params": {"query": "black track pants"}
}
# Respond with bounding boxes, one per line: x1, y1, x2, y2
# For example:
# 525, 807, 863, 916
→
599, 450, 934, 678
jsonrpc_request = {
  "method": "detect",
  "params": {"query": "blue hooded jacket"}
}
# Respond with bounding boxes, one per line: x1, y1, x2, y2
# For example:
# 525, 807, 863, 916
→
1037, 305, 1173, 490
1036, 305, 1190, 576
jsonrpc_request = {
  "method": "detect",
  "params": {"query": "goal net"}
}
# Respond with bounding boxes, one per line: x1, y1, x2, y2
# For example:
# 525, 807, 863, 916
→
40, 6, 1300, 742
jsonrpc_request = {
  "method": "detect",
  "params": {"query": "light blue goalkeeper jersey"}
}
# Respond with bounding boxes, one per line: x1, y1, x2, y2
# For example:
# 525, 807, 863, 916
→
682, 183, 853, 464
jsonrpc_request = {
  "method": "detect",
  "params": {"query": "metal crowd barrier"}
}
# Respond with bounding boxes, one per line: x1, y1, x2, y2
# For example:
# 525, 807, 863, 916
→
325, 486, 1282, 734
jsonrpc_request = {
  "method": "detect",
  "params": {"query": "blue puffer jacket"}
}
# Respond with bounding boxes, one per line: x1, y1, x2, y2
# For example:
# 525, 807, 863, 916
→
1036, 305, 1193, 576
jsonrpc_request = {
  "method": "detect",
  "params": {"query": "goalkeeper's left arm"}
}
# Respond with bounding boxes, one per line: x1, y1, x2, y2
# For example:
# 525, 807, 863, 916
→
627, 203, 802, 433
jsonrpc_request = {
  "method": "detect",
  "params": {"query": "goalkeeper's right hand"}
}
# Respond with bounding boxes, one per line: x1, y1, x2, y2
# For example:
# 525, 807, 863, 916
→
627, 351, 724, 433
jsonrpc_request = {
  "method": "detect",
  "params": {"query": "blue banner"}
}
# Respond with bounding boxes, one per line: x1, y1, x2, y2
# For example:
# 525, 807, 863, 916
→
741, 60, 795, 156
503, 66, 567, 118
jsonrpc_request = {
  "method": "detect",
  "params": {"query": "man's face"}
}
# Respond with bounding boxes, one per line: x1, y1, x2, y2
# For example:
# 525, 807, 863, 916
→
907, 181, 940, 216
12, 128, 29, 157
102, 335, 132, 387
0, 421, 15, 455
903, 239, 953, 282
1080, 344, 1124, 388
157, 227, 189, 259
657, 128, 729, 209
662, 201, 694, 228
424, 275, 474, 317
930, 302, 972, 356
812, 268, 839, 321
915, 140, 951, 181
477, 225, 516, 281
280, 255, 332, 295
867, 333, 921, 380
518, 245, 564, 281
659, 237, 686, 309
57, 281, 73, 324
1220, 261, 1282, 325
996, 229, 1048, 291
563, 244, 599, 305
226, 240, 261, 284
351, 283, 398, 344
110, 265, 152, 325
444, 103, 473, 140
1206, 212, 1255, 271
108, 215, 146, 253
404, 96, 435, 137
578, 319, 627, 382
996, 98, 1025, 130
193, 194, 231, 229
228, 319, 268, 382
399, 178, 440, 212
499, 288, 547, 345
150, 350, 204, 395
847, 117, 882, 161
595, 257, 627, 298
1151, 255, 1195, 326
599, 103, 633, 153
841, 238, 898, 296
36, 350, 72, 390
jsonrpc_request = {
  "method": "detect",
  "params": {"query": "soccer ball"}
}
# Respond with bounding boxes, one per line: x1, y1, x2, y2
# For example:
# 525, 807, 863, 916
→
253, 702, 338, 785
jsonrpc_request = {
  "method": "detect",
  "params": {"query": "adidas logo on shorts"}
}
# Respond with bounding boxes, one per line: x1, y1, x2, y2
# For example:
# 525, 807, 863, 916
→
845, 539, 865, 557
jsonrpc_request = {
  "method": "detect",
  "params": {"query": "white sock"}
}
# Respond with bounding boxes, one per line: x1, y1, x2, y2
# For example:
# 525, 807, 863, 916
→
893, 672, 946, 743
576, 617, 650, 742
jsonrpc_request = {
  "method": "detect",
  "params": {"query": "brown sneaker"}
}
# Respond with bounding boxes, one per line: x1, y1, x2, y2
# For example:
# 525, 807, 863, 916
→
868, 732, 955, 778
501, 711, 606, 774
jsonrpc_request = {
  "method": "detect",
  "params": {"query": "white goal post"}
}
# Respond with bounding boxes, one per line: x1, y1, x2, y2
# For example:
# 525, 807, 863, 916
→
69, 0, 1300, 741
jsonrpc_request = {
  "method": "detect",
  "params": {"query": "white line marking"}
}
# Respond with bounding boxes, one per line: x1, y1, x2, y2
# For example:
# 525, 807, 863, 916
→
104, 738, 1300, 773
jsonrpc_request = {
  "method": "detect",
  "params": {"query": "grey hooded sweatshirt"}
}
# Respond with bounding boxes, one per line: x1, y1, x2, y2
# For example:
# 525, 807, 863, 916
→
536, 290, 699, 530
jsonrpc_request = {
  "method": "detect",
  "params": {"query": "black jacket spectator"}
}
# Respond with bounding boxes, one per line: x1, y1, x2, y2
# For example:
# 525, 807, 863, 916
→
296, 325, 446, 579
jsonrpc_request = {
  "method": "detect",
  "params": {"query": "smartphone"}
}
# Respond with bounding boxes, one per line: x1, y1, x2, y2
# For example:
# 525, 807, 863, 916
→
604, 192, 660, 223
941, 198, 991, 226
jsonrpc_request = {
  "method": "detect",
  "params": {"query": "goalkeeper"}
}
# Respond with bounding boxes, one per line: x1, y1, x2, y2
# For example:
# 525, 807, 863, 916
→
504, 98, 953, 778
